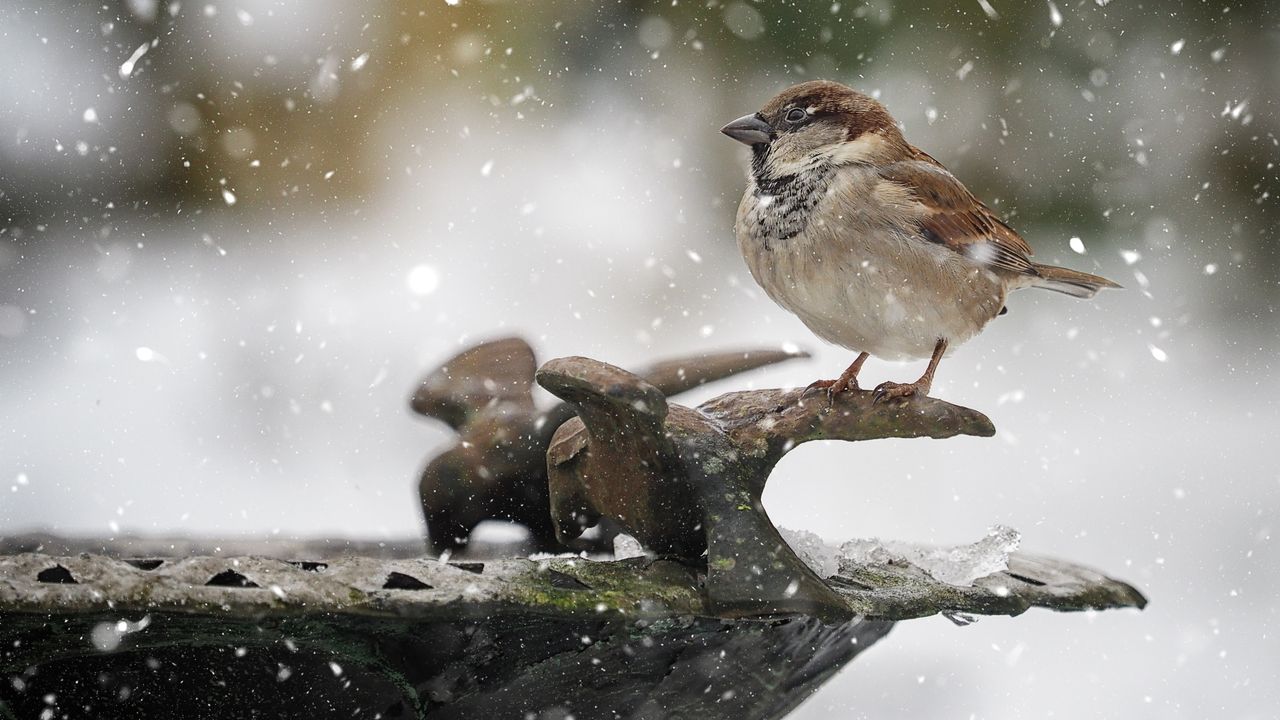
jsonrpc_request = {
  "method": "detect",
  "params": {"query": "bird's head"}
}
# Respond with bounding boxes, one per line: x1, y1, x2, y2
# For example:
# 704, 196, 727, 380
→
720, 80, 906, 177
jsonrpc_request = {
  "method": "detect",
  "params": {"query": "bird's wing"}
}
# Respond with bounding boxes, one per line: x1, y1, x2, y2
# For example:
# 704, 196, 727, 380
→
876, 152, 1035, 275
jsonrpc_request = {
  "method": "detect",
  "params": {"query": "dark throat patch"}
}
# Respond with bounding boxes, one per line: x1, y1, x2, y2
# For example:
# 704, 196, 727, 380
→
748, 145, 834, 243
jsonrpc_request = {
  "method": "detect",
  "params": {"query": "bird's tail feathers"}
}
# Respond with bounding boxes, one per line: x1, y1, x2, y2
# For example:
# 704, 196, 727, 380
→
1028, 263, 1121, 299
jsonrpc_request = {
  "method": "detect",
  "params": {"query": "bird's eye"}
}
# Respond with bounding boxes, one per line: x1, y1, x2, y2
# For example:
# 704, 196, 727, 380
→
784, 108, 808, 124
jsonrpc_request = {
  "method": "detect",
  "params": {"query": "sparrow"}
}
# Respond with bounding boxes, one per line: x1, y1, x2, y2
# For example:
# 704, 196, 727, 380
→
721, 80, 1119, 401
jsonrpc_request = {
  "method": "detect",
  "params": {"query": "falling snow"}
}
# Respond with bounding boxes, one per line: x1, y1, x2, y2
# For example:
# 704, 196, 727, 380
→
118, 41, 151, 78
406, 264, 441, 296
1, 3, 1275, 718
1047, 1, 1062, 28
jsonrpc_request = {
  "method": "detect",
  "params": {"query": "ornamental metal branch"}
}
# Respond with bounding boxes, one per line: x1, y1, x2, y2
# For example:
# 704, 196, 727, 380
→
409, 337, 807, 553
537, 355, 1000, 622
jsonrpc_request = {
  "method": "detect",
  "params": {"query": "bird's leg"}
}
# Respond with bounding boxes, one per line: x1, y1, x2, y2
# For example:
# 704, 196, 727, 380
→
873, 338, 948, 403
805, 352, 870, 398
833, 352, 870, 393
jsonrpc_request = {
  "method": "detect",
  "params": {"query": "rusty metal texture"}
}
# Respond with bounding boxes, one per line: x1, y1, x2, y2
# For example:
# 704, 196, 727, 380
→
409, 337, 807, 553
536, 356, 1138, 621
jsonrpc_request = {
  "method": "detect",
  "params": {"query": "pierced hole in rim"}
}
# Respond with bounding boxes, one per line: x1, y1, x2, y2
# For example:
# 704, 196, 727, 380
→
546, 570, 590, 591
125, 559, 165, 571
287, 561, 328, 573
36, 565, 77, 584
383, 572, 432, 590
827, 576, 875, 592
1007, 572, 1047, 587
449, 562, 484, 574
205, 570, 259, 588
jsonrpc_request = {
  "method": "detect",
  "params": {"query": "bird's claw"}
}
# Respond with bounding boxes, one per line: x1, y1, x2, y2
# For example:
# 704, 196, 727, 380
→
802, 378, 838, 403
803, 379, 838, 395
872, 381, 918, 403
804, 378, 858, 403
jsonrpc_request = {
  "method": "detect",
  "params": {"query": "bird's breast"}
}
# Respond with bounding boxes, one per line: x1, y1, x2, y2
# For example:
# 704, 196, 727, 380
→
735, 170, 1005, 360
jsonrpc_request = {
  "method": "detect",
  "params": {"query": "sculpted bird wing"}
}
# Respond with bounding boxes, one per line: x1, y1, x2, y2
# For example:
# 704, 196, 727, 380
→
410, 337, 537, 429
876, 152, 1035, 275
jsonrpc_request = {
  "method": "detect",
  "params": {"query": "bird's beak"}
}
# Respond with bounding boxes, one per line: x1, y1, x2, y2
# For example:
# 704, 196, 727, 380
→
720, 114, 772, 146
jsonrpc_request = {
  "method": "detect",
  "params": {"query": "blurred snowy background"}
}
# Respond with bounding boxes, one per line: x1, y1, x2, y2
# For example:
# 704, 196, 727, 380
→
1, 0, 1277, 717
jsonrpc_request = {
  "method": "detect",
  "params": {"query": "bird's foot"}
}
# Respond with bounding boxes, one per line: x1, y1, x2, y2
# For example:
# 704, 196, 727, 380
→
804, 377, 859, 401
803, 378, 838, 397
872, 380, 925, 403
802, 353, 870, 402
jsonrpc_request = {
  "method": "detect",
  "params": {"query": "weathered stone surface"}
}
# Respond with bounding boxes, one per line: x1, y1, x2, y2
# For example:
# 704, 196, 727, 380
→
830, 551, 1147, 619
0, 546, 1144, 622
0, 541, 1143, 719
0, 550, 880, 720
0, 532, 429, 559
410, 337, 807, 553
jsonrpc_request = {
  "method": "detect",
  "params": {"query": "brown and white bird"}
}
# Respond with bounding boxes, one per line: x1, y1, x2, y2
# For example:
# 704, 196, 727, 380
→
721, 80, 1119, 401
